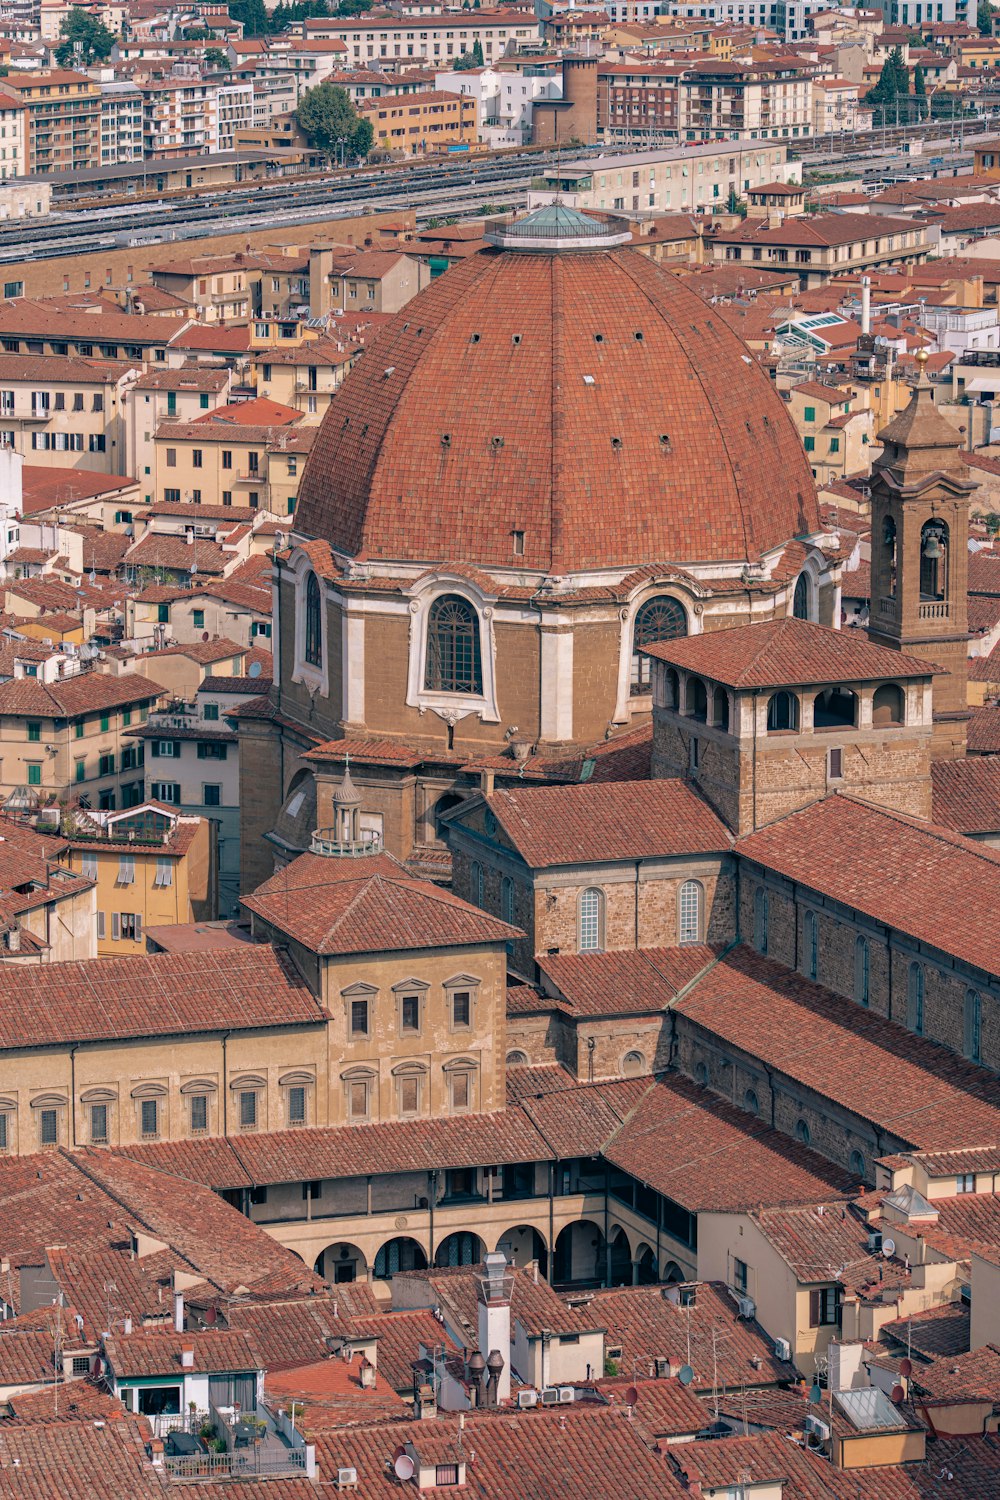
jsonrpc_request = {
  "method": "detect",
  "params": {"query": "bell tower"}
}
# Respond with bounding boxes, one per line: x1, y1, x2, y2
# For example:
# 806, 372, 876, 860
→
867, 350, 977, 761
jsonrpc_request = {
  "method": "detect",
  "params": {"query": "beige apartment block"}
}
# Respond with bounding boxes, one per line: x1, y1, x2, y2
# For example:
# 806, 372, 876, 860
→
0, 69, 101, 175
710, 211, 929, 289
153, 420, 316, 516
125, 367, 232, 495
0, 355, 139, 476
250, 339, 358, 422
782, 379, 876, 483
147, 255, 254, 324
307, 246, 430, 318
0, 669, 163, 809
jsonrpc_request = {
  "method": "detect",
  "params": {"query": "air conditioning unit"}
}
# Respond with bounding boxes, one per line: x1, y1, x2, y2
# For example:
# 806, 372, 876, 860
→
558, 1387, 575, 1404
335, 1468, 358, 1490
804, 1414, 831, 1442
736, 1296, 756, 1320
540, 1388, 559, 1406
517, 1388, 538, 1409
773, 1337, 791, 1362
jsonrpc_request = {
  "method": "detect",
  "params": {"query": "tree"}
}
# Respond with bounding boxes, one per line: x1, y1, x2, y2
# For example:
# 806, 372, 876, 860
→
55, 7, 115, 66
228, 0, 269, 36
204, 46, 230, 68
864, 46, 910, 123
296, 81, 372, 161
913, 62, 926, 117
979, 0, 994, 35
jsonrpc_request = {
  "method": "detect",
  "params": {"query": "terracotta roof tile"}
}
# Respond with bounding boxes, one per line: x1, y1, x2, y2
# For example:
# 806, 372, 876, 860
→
538, 946, 720, 1017
483, 779, 731, 867
737, 794, 1000, 978
644, 617, 937, 686
931, 756, 1000, 833
242, 848, 518, 954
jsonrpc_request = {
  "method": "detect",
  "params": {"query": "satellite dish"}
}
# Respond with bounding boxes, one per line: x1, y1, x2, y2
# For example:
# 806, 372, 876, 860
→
393, 1454, 415, 1482
882, 1239, 896, 1258
899, 1358, 913, 1379
248, 660, 262, 678
625, 1385, 638, 1406
202, 631, 210, 642
891, 1383, 905, 1404
678, 1365, 694, 1386
809, 1383, 823, 1405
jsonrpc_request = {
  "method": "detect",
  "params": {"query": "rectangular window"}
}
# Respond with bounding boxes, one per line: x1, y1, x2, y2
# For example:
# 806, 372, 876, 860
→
239, 1090, 257, 1129
0, 1112, 9, 1151
154, 857, 173, 888
99, 752, 115, 777
97, 911, 105, 941
288, 1086, 306, 1125
350, 998, 369, 1037
828, 747, 843, 780
27, 763, 41, 786
302, 1179, 321, 1200
190, 1094, 208, 1134
100, 714, 110, 733
193, 610, 205, 629
26, 721, 40, 742
75, 720, 84, 739
72, 1355, 90, 1376
90, 1103, 108, 1143
398, 1076, 419, 1115
140, 1099, 158, 1138
734, 1257, 748, 1293
203, 702, 219, 721
809, 1287, 839, 1327
803, 405, 815, 422
450, 1071, 470, 1111
81, 851, 97, 881
829, 437, 840, 454
117, 854, 134, 885
452, 991, 471, 1028
157, 603, 169, 624
151, 783, 180, 805
39, 1108, 58, 1147
197, 741, 227, 761
401, 994, 420, 1032
119, 913, 141, 941
804, 435, 815, 452
222, 450, 232, 469
165, 447, 176, 467
349, 1080, 369, 1120
192, 449, 202, 469
203, 784, 221, 807
957, 1173, 975, 1194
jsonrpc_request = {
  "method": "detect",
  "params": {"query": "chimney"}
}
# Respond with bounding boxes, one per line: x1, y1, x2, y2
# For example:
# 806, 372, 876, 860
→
150, 1438, 165, 1467
123, 1315, 133, 1336
861, 275, 871, 336
173, 1290, 184, 1333
180, 1342, 195, 1369
477, 1252, 512, 1405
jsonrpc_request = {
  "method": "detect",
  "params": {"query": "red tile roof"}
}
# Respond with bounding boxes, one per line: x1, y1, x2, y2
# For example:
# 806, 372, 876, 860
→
644, 617, 937, 687
675, 946, 1000, 1153
0, 945, 324, 1049
538, 946, 720, 1017
0, 669, 163, 719
103, 1329, 258, 1379
931, 756, 1000, 834
482, 779, 731, 867
242, 849, 518, 954
294, 243, 819, 572
967, 704, 1000, 754
602, 1070, 856, 1212
736, 793, 1000, 977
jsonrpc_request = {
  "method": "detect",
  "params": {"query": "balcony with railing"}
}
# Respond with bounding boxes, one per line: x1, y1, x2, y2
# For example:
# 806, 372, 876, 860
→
160, 1399, 315, 1482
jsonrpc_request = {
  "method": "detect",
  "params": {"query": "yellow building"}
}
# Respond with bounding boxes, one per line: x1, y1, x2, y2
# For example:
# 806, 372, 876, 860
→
0, 668, 163, 810
251, 338, 359, 423
65, 802, 215, 956
782, 379, 875, 483
359, 89, 476, 157
153, 414, 316, 516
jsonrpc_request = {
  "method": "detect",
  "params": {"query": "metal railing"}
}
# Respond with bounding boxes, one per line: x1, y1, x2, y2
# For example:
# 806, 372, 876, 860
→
162, 1446, 307, 1481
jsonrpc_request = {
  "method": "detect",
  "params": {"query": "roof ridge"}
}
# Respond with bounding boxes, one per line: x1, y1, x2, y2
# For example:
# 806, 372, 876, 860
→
833, 789, 1000, 870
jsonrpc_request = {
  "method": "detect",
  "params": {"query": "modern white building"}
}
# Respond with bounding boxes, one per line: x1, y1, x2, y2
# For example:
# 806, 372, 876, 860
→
100, 80, 144, 165
436, 64, 561, 149
664, 0, 834, 41
214, 79, 254, 154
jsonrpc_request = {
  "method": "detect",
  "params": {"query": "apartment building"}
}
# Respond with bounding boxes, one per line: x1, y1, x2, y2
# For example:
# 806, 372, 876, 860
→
596, 61, 687, 141
710, 211, 930, 287
307, 245, 430, 317
65, 802, 215, 954
0, 303, 175, 365
0, 815, 96, 964
663, 0, 832, 42
250, 339, 358, 421
302, 10, 540, 68
437, 63, 561, 148
215, 79, 254, 152
0, 354, 139, 476
782, 379, 876, 484
124, 367, 232, 492
0, 667, 163, 809
128, 687, 244, 915
99, 80, 144, 166
677, 60, 813, 141
147, 254, 254, 324
0, 69, 101, 176
0, 94, 25, 181
153, 418, 316, 516
528, 141, 800, 217
140, 76, 219, 158
358, 90, 477, 156
812, 78, 871, 136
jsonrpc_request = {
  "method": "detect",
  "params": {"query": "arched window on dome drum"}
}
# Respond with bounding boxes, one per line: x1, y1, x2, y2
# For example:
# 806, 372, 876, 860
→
631, 596, 687, 695
793, 573, 811, 621
425, 594, 482, 695
304, 573, 322, 667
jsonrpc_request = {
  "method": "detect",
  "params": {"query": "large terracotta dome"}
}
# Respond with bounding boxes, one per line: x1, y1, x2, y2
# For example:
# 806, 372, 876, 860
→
295, 207, 819, 573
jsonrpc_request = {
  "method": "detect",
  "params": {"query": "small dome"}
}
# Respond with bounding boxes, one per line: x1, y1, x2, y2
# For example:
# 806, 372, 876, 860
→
333, 764, 360, 805
485, 203, 632, 252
